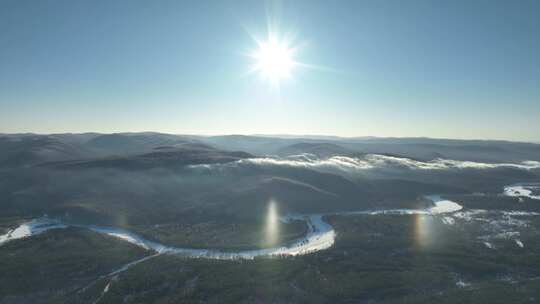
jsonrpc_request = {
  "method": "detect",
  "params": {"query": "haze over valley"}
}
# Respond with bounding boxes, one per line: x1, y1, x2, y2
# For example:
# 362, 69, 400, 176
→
2, 133, 540, 303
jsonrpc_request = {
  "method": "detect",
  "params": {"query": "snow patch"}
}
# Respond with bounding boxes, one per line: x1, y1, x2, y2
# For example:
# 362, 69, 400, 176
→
425, 195, 463, 214
456, 280, 470, 288
503, 184, 540, 201
442, 216, 456, 225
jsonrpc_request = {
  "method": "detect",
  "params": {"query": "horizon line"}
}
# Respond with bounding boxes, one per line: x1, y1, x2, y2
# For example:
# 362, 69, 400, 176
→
1, 131, 539, 145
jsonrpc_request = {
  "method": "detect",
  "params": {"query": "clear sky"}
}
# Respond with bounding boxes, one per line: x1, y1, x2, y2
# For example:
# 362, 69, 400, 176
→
1, 0, 539, 141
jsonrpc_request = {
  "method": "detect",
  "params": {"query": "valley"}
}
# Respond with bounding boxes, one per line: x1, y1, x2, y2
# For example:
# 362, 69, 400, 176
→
1, 133, 540, 303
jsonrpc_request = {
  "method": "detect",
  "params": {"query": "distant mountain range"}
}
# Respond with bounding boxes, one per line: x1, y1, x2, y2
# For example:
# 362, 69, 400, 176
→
2, 133, 540, 168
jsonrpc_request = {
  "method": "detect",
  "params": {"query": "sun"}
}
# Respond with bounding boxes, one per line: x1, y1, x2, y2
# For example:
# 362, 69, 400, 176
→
251, 35, 298, 86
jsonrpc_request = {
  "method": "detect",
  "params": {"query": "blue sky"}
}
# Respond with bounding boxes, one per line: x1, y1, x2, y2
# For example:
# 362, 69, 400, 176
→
1, 0, 539, 141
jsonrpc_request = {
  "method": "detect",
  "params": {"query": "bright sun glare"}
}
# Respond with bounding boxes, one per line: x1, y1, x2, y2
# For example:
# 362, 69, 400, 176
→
251, 35, 297, 86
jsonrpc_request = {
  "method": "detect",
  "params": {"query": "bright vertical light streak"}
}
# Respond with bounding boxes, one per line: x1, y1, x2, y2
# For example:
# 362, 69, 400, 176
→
414, 214, 433, 249
265, 199, 279, 246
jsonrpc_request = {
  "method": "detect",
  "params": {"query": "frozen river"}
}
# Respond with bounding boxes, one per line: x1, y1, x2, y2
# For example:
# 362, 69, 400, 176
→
0, 195, 462, 259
